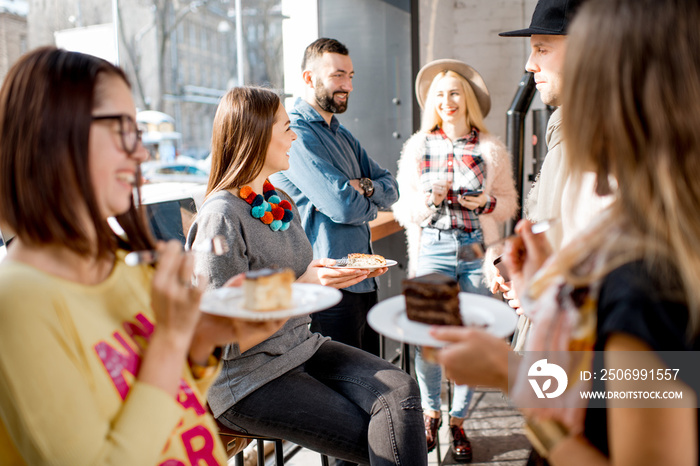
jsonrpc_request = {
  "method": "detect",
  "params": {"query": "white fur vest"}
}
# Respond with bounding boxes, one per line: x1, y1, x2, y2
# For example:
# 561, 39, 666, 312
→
392, 131, 518, 278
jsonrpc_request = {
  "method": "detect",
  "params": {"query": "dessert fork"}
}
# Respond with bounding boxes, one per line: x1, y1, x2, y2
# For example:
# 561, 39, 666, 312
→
332, 257, 349, 267
125, 235, 229, 266
485, 218, 559, 249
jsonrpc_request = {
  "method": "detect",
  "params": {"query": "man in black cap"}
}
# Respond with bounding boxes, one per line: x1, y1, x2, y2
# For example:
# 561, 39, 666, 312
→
499, 0, 588, 248
429, 2, 611, 463
495, 0, 610, 340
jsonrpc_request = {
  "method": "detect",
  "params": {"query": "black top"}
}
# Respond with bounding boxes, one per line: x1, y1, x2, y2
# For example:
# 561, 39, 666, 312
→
584, 260, 700, 457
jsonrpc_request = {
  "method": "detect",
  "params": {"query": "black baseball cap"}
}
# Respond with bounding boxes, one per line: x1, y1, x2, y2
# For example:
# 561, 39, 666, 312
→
499, 0, 585, 37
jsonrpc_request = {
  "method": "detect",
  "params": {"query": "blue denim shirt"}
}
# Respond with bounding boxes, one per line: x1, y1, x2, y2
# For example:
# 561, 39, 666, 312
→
270, 98, 399, 293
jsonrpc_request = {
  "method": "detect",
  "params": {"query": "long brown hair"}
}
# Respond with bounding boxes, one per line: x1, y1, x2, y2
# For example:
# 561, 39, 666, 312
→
0, 46, 154, 257
544, 0, 700, 335
207, 86, 281, 196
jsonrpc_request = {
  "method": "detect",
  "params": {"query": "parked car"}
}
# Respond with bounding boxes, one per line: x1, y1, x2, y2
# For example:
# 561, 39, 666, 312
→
139, 182, 207, 244
0, 234, 7, 262
0, 183, 206, 262
140, 161, 210, 185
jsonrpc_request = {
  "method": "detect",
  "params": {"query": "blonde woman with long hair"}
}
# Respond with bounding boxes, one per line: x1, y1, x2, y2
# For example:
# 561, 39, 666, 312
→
433, 0, 700, 464
393, 60, 517, 461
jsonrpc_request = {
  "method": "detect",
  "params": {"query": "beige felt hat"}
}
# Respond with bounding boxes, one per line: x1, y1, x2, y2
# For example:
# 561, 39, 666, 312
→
415, 59, 491, 117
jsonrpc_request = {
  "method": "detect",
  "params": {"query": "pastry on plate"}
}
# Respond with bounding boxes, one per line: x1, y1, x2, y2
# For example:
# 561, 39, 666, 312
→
243, 267, 295, 311
346, 253, 386, 268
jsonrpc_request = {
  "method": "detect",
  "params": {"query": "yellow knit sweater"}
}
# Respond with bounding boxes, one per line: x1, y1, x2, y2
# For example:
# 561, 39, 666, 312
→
0, 251, 226, 465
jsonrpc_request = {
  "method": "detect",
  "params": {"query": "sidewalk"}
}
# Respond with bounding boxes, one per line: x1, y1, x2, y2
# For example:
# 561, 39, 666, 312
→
446, 388, 530, 466
238, 386, 530, 466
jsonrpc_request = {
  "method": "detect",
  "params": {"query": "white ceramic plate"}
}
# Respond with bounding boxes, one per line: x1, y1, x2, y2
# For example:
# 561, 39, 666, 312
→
326, 259, 398, 271
200, 283, 342, 321
368, 292, 517, 347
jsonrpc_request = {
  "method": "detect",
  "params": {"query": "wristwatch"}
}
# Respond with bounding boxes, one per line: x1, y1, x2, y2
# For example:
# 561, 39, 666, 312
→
359, 178, 374, 197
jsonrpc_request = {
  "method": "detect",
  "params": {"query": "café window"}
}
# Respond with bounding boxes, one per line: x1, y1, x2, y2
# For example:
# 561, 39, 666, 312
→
105, 0, 290, 161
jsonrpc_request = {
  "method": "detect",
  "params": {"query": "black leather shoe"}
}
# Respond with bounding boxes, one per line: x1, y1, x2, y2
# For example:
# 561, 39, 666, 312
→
450, 425, 473, 462
425, 415, 442, 452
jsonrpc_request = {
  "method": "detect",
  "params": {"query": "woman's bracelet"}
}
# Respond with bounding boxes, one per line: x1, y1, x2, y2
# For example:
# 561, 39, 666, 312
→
427, 196, 440, 209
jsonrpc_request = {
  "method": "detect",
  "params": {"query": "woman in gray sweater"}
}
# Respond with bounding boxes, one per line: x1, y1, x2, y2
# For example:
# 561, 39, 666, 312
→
187, 86, 427, 466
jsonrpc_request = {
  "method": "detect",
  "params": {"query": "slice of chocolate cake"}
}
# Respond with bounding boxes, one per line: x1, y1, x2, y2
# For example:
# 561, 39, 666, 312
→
403, 273, 462, 326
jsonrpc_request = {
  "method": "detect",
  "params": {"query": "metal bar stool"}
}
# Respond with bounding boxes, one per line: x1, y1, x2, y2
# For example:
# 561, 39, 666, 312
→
216, 419, 281, 465
216, 418, 330, 465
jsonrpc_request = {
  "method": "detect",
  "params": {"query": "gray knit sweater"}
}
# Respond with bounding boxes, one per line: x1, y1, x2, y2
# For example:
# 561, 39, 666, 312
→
186, 190, 327, 417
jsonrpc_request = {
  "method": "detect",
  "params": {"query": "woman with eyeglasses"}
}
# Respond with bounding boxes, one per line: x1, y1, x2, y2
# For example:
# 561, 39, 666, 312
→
0, 47, 282, 465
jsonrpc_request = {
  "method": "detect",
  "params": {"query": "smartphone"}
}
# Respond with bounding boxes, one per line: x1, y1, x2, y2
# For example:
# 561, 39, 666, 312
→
493, 254, 511, 282
461, 189, 483, 197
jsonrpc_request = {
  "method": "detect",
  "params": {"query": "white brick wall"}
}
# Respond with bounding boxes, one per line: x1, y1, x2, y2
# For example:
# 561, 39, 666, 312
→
419, 0, 540, 136
0, 12, 27, 84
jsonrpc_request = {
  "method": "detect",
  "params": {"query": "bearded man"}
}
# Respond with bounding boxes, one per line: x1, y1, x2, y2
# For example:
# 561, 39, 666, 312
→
270, 38, 398, 361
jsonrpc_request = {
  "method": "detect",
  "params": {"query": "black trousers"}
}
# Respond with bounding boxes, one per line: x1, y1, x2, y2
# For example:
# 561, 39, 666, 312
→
309, 289, 380, 357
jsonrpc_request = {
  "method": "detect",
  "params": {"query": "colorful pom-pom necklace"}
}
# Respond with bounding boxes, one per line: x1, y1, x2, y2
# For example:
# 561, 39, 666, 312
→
239, 181, 294, 231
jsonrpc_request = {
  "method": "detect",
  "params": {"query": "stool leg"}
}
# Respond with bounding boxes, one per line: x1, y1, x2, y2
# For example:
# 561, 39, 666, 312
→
447, 380, 453, 412
436, 411, 443, 462
274, 439, 284, 465
401, 343, 412, 374
257, 439, 265, 465
321, 454, 330, 466
235, 450, 244, 466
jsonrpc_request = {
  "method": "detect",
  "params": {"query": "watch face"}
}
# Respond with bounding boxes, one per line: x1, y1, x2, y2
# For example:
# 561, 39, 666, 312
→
361, 178, 373, 195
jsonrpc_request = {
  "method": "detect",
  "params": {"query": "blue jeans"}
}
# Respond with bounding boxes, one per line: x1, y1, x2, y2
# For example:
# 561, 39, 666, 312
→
218, 341, 427, 466
415, 228, 489, 419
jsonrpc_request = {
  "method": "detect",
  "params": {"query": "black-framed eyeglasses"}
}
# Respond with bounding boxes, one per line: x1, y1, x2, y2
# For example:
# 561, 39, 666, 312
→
91, 114, 143, 155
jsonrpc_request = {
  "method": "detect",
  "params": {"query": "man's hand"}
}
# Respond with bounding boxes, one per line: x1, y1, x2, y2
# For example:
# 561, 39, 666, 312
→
366, 266, 388, 279
503, 219, 553, 300
502, 285, 523, 314
490, 274, 523, 314
298, 258, 370, 289
488, 260, 523, 314
349, 179, 365, 196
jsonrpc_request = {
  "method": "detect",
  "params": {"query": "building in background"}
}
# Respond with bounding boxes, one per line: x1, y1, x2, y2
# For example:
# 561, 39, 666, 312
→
0, 0, 28, 84
137, 110, 182, 162
22, 0, 542, 201
27, 0, 284, 159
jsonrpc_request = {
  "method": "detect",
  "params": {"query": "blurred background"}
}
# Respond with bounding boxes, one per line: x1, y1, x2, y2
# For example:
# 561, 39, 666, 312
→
2, 0, 543, 185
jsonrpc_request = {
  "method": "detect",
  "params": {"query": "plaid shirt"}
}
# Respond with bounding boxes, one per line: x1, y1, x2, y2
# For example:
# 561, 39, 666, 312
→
419, 127, 496, 231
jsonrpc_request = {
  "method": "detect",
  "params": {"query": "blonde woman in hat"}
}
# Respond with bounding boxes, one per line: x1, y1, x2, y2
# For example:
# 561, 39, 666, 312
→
392, 59, 517, 461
